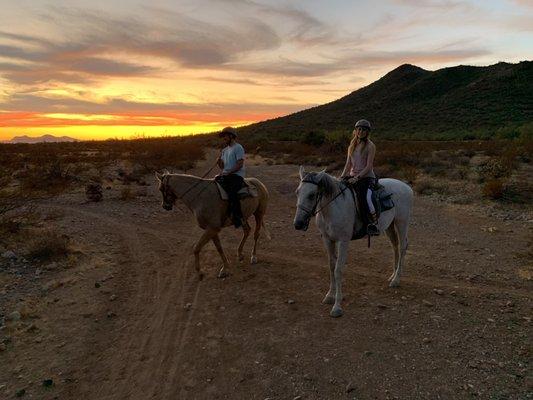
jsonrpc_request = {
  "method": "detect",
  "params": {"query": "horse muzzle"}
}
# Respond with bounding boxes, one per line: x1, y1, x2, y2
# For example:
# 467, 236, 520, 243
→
162, 203, 173, 211
294, 218, 310, 231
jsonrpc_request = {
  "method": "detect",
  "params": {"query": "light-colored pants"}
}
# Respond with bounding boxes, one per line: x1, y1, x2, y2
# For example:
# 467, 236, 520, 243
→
366, 189, 375, 215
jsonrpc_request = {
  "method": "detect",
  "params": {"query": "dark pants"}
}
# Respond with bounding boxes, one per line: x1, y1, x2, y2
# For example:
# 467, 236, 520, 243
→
216, 174, 245, 227
353, 177, 375, 226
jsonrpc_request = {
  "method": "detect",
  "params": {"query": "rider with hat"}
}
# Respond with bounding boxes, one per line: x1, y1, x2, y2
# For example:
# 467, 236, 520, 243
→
340, 119, 379, 236
216, 126, 246, 228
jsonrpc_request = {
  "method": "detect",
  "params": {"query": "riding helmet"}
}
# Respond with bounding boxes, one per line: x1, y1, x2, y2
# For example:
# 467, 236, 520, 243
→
355, 119, 371, 130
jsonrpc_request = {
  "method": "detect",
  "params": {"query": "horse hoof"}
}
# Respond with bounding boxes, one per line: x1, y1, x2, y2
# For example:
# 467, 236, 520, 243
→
389, 279, 400, 288
198, 272, 204, 281
322, 295, 335, 304
238, 254, 245, 262
217, 270, 229, 279
330, 307, 343, 318
250, 255, 257, 265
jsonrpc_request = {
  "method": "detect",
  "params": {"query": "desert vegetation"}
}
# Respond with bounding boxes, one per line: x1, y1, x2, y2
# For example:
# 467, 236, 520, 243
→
0, 130, 531, 399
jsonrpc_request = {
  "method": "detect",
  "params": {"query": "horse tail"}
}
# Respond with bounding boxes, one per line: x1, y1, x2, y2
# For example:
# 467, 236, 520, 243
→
247, 177, 271, 240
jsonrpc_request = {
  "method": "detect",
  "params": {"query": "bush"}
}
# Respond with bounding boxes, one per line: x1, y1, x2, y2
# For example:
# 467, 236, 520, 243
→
482, 179, 505, 200
26, 231, 70, 262
477, 158, 513, 182
301, 130, 326, 146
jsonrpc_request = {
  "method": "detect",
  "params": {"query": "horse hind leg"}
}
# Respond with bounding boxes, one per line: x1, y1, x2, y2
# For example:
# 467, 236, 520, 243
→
385, 221, 400, 285
237, 220, 251, 263
389, 220, 408, 287
250, 212, 262, 264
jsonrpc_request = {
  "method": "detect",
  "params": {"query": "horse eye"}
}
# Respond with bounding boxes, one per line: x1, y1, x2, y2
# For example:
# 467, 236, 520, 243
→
307, 194, 314, 200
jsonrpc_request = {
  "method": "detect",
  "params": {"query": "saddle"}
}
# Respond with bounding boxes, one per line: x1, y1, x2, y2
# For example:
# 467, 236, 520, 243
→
215, 179, 258, 200
350, 179, 395, 241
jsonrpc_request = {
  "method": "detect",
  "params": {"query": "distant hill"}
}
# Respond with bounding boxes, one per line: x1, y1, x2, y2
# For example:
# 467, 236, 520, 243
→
4, 134, 79, 144
240, 61, 533, 140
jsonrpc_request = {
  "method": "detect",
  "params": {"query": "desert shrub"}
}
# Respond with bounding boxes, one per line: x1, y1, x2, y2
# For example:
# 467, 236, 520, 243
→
477, 158, 513, 182
446, 167, 469, 181
26, 231, 70, 262
302, 130, 326, 146
398, 165, 419, 184
415, 178, 450, 195
325, 130, 351, 152
482, 179, 506, 200
19, 160, 75, 194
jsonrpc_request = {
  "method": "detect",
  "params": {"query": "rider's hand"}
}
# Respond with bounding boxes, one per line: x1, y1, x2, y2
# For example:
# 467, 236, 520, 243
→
347, 176, 358, 185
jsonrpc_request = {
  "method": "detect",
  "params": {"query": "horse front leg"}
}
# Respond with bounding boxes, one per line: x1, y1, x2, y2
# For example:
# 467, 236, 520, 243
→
331, 240, 349, 318
212, 233, 231, 278
390, 219, 409, 287
193, 229, 216, 280
322, 237, 337, 305
237, 220, 251, 263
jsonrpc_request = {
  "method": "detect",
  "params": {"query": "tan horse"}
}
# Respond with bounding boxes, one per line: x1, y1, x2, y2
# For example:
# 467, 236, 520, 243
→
155, 172, 270, 279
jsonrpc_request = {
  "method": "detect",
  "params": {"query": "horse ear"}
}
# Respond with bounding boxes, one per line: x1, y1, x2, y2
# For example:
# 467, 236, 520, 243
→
316, 169, 326, 181
299, 165, 305, 180
155, 172, 162, 181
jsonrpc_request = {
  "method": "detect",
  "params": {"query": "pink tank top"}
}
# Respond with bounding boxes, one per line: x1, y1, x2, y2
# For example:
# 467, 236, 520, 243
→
349, 144, 375, 178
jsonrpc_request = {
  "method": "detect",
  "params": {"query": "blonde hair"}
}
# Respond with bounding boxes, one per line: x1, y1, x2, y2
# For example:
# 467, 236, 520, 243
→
347, 130, 369, 156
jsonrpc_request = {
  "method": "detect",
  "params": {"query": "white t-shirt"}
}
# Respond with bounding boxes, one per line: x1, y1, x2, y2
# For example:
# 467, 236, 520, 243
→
221, 143, 245, 177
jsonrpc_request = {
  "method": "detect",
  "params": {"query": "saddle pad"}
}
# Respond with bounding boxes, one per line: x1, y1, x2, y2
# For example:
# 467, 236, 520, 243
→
216, 181, 258, 200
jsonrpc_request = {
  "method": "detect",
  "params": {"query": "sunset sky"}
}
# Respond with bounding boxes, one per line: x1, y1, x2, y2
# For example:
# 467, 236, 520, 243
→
0, 0, 531, 141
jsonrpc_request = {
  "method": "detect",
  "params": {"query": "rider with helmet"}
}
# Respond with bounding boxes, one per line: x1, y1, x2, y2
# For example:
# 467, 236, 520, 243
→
340, 119, 379, 236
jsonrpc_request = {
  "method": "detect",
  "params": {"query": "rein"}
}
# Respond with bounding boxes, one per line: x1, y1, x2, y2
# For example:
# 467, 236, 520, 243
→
162, 159, 219, 201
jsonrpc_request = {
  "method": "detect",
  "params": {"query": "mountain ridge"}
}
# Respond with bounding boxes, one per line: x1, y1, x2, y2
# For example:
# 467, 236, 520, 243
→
240, 60, 532, 140
3, 134, 79, 144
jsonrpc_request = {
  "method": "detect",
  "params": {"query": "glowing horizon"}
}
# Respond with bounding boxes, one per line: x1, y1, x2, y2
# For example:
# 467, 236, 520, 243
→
1, 0, 531, 141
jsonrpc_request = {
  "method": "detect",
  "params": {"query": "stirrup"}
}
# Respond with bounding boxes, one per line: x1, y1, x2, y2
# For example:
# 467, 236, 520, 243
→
367, 223, 380, 236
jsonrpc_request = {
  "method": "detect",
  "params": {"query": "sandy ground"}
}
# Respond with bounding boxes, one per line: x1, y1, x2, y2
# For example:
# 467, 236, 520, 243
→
1, 156, 532, 400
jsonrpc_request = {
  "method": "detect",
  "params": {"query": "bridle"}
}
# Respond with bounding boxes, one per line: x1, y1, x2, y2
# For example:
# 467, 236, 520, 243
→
297, 175, 350, 218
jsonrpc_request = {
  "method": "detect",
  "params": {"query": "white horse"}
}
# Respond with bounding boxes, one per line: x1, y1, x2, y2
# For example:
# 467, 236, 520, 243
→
293, 166, 413, 317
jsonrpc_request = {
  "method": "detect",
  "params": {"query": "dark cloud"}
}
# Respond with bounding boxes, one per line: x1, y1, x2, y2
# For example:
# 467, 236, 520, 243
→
391, 0, 465, 8
226, 47, 490, 77
69, 58, 154, 76
0, 93, 313, 116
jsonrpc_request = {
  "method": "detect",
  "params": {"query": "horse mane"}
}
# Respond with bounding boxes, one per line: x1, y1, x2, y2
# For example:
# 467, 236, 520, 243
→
305, 171, 341, 198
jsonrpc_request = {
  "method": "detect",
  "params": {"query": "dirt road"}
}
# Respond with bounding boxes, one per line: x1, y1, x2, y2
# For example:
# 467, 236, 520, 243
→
1, 159, 531, 399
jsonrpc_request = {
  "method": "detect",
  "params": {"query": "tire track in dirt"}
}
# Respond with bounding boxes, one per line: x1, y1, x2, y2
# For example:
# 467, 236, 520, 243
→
46, 205, 203, 399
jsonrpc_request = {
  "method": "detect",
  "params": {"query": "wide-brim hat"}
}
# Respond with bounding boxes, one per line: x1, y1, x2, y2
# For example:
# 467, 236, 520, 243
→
218, 126, 237, 138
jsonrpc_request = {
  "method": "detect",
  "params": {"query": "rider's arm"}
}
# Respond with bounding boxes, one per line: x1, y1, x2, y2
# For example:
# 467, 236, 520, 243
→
356, 143, 375, 178
217, 149, 225, 169
340, 154, 351, 178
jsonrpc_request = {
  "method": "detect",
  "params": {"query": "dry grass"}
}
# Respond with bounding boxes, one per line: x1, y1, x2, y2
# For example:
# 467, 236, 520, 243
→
119, 186, 136, 201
